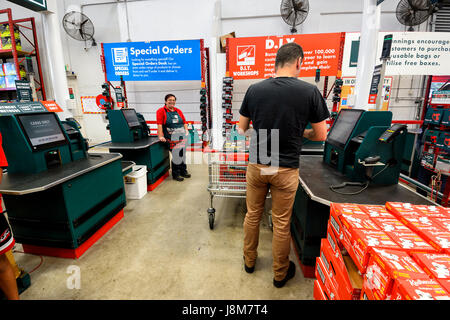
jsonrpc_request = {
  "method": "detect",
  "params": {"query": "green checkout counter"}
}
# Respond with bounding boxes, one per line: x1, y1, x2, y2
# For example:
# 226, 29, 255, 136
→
292, 109, 438, 271
0, 102, 130, 259
103, 108, 170, 191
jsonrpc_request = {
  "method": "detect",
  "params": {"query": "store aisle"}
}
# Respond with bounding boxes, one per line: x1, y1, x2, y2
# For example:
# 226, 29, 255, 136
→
13, 162, 314, 300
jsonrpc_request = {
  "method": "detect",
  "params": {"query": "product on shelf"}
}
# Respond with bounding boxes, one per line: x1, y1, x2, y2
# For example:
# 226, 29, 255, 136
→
3, 62, 16, 75
329, 203, 367, 248
4, 75, 17, 88
0, 24, 20, 38
418, 230, 450, 254
0, 76, 5, 89
370, 216, 411, 233
0, 36, 22, 50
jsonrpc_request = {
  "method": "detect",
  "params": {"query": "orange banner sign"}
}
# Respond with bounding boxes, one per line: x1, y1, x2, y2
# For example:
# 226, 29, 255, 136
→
40, 100, 64, 112
227, 33, 344, 79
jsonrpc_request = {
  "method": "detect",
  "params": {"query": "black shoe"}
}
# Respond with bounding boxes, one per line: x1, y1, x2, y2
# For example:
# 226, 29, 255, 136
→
273, 261, 296, 288
181, 172, 191, 178
173, 176, 184, 182
243, 256, 255, 274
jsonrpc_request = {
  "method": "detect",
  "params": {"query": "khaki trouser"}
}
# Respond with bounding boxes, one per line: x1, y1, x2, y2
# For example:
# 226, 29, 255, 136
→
243, 163, 299, 281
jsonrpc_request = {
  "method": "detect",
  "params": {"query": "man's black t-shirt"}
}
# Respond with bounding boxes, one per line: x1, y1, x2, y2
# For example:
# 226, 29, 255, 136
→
239, 77, 330, 168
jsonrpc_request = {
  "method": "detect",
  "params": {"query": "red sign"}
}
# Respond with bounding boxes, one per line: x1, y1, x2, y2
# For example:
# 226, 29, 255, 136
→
227, 33, 344, 79
40, 100, 64, 112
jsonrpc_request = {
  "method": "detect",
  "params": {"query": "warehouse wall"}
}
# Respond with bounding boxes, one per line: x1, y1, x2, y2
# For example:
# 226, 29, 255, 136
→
12, 0, 431, 144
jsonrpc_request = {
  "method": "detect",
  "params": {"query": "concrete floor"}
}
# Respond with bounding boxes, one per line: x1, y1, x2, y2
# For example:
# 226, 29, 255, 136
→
13, 155, 314, 300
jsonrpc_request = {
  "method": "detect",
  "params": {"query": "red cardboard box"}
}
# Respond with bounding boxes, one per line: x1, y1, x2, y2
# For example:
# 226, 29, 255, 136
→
438, 207, 450, 218
413, 205, 449, 218
394, 278, 450, 300
329, 203, 367, 247
358, 204, 394, 218
437, 279, 450, 293
340, 214, 380, 251
315, 257, 340, 300
387, 281, 404, 300
385, 202, 423, 218
419, 230, 450, 254
364, 248, 429, 300
432, 217, 450, 233
371, 216, 411, 233
386, 230, 437, 255
320, 237, 363, 300
412, 253, 450, 280
347, 228, 401, 274
313, 280, 328, 300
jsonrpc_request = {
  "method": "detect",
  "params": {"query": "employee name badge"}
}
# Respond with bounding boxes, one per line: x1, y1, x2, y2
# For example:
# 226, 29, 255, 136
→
173, 114, 179, 123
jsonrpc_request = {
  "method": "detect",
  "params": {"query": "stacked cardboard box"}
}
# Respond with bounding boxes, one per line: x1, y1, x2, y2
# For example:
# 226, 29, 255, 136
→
314, 202, 450, 300
0, 24, 22, 51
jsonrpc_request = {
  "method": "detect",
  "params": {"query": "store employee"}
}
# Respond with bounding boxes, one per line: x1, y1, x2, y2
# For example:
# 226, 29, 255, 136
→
0, 133, 19, 300
156, 94, 191, 181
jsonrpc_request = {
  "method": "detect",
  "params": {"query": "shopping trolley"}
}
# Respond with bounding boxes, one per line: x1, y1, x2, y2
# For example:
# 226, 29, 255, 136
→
206, 142, 272, 230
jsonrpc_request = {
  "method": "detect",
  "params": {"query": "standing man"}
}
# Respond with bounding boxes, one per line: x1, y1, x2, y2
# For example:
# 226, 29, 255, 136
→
0, 133, 19, 299
157, 94, 191, 182
238, 42, 329, 288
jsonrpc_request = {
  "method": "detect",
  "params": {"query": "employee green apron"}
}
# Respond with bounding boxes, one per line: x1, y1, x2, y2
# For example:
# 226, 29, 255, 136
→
164, 110, 186, 150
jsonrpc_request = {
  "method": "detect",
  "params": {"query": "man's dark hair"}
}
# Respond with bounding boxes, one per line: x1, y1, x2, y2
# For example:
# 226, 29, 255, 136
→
274, 42, 304, 70
165, 94, 176, 102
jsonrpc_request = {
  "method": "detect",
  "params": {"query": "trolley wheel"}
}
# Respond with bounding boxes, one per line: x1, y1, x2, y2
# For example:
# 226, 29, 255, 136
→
209, 213, 215, 230
207, 208, 215, 230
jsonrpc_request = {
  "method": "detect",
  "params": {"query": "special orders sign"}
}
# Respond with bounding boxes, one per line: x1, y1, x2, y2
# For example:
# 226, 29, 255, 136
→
102, 39, 202, 81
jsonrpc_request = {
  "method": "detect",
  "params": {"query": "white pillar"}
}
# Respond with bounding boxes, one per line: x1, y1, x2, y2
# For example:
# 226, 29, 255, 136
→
353, 0, 380, 110
41, 0, 72, 120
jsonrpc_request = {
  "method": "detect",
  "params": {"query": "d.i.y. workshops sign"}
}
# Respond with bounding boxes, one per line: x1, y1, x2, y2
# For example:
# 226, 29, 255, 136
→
102, 39, 203, 81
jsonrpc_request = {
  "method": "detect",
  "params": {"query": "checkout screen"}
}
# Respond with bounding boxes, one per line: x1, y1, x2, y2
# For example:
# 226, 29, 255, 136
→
18, 113, 67, 149
122, 109, 140, 128
326, 109, 364, 148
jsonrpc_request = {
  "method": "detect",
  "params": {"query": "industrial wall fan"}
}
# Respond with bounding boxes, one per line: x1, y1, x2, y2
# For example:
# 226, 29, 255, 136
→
396, 0, 440, 31
62, 11, 97, 48
280, 0, 309, 34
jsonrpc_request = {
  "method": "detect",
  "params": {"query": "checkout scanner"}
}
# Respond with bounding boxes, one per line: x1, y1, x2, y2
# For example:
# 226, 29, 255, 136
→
106, 108, 149, 143
0, 102, 126, 257
324, 109, 407, 188
105, 108, 170, 188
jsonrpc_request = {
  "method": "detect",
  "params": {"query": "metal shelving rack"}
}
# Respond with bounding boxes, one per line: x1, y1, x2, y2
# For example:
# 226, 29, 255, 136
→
0, 8, 46, 101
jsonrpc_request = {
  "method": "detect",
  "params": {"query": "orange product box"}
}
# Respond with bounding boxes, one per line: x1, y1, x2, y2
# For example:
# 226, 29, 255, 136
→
413, 205, 449, 218
419, 230, 450, 254
313, 280, 328, 300
386, 230, 437, 255
437, 279, 450, 293
385, 202, 423, 219
360, 284, 378, 300
347, 228, 401, 274
358, 204, 394, 218
320, 237, 363, 300
364, 248, 429, 300
394, 278, 450, 300
412, 253, 450, 280
371, 216, 411, 233
387, 280, 404, 300
431, 217, 450, 233
327, 221, 344, 250
438, 207, 450, 217
329, 203, 367, 248
315, 256, 340, 300
340, 214, 380, 249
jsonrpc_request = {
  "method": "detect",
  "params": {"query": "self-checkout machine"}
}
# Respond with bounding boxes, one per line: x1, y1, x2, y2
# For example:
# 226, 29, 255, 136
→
100, 80, 170, 191
0, 101, 127, 259
292, 107, 438, 273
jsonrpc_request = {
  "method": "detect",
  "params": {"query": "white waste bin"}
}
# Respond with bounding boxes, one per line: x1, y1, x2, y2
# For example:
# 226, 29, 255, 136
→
124, 165, 147, 200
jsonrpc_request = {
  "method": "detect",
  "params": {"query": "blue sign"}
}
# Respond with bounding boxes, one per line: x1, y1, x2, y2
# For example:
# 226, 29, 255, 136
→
103, 40, 202, 81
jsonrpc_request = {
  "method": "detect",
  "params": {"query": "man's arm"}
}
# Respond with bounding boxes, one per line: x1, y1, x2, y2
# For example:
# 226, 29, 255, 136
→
303, 120, 328, 141
238, 115, 250, 136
